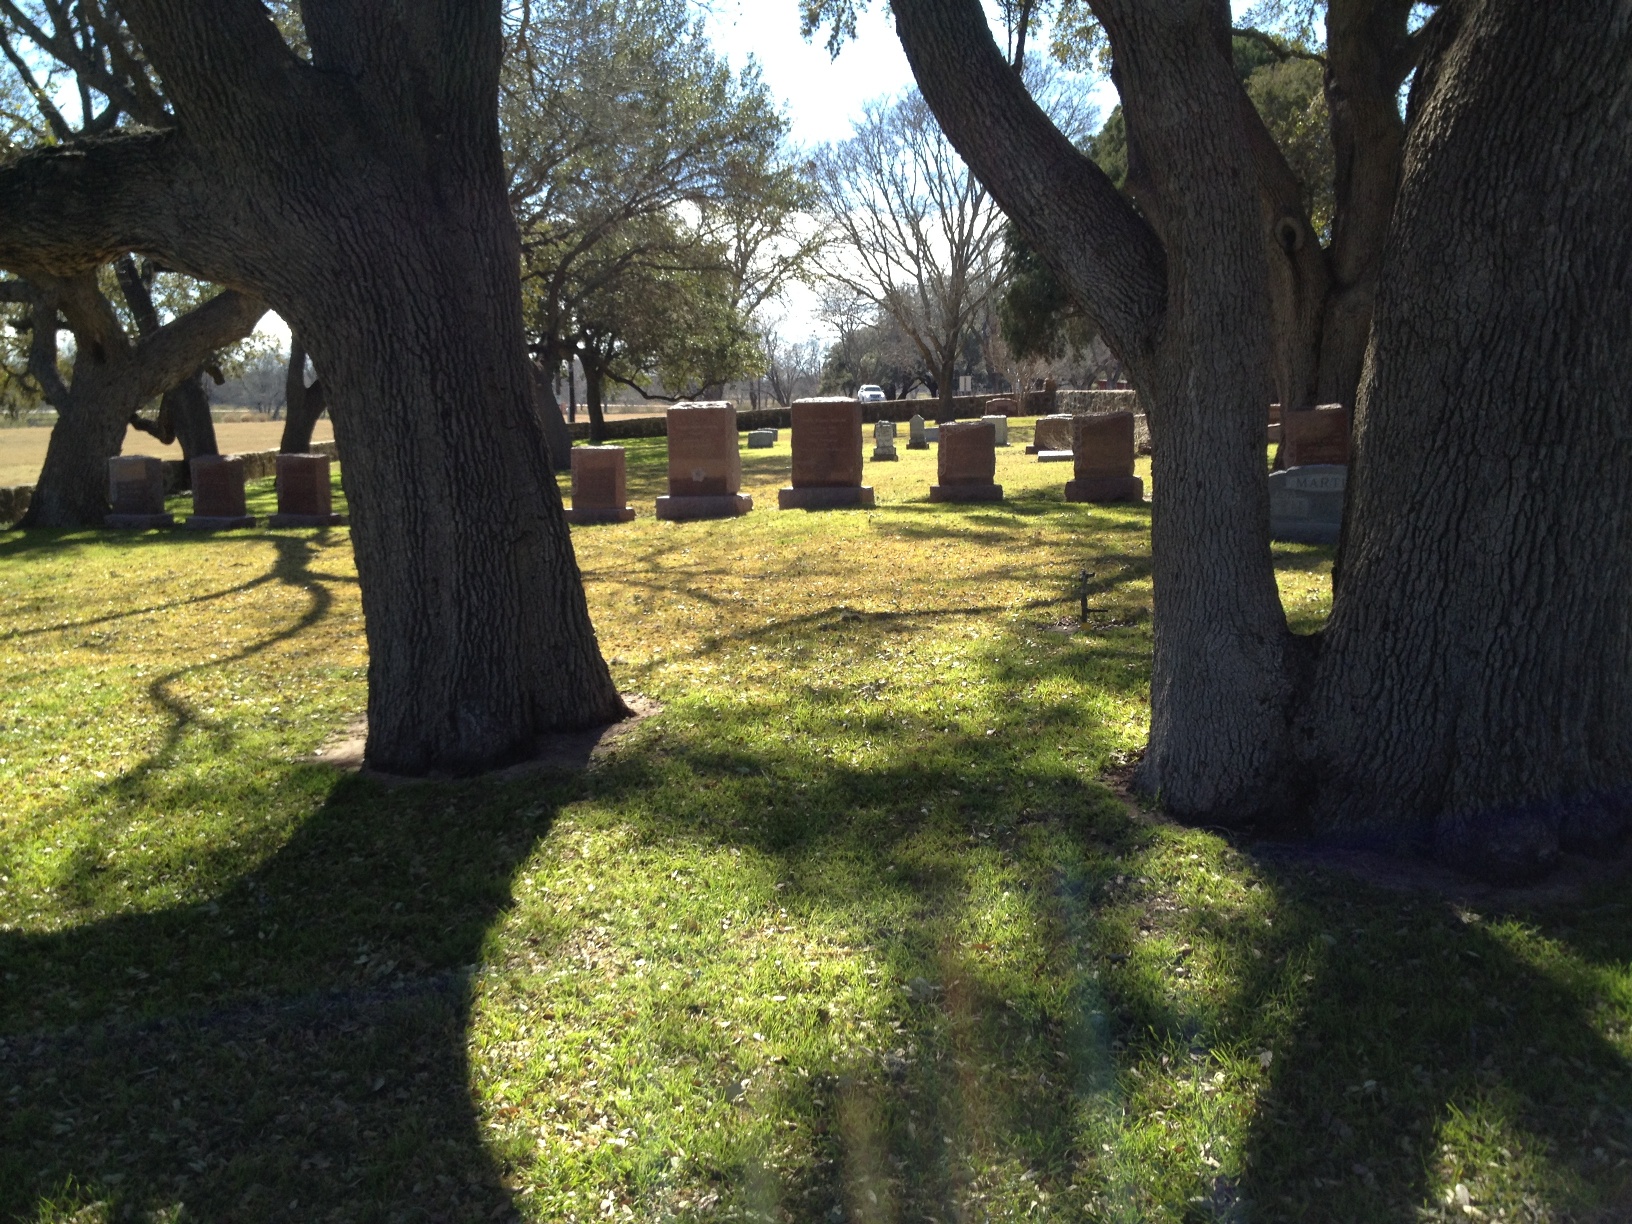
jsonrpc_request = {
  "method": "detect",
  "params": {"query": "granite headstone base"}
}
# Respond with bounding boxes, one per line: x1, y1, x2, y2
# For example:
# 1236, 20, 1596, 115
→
906, 438, 930, 450
105, 512, 174, 529
871, 445, 898, 461
1037, 450, 1073, 463
778, 485, 875, 510
269, 512, 346, 527
564, 506, 638, 524
1269, 464, 1345, 544
183, 514, 257, 531
1065, 475, 1144, 503
928, 482, 1003, 503
655, 493, 753, 521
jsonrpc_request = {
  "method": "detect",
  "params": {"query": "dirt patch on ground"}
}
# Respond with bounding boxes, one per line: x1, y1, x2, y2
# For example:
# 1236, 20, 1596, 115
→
310, 693, 661, 785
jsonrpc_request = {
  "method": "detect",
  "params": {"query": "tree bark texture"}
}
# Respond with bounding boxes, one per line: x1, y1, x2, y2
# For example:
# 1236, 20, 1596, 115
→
0, 1, 626, 770
1312, 0, 1416, 411
20, 272, 263, 526
893, 0, 1296, 816
1299, 0, 1632, 879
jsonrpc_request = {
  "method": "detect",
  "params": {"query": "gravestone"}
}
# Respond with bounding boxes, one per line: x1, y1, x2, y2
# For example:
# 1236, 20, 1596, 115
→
565, 445, 636, 524
270, 453, 344, 527
872, 419, 899, 461
907, 413, 929, 450
104, 455, 172, 528
1267, 401, 1282, 446
980, 413, 1010, 446
779, 397, 874, 509
1064, 412, 1143, 503
185, 454, 256, 530
656, 401, 752, 520
1029, 414, 1074, 457
747, 428, 778, 448
1269, 463, 1345, 544
924, 424, 941, 443
1282, 404, 1350, 467
929, 421, 1002, 502
984, 396, 1018, 418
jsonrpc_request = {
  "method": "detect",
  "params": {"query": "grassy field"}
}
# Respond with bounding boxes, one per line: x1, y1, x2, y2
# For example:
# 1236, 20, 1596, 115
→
0, 421, 336, 487
1, 426, 1628, 1222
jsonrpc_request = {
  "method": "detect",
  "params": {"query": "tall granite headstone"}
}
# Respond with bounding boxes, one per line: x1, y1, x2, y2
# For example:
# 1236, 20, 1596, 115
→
929, 421, 1002, 502
779, 397, 874, 509
270, 453, 344, 527
1282, 404, 1350, 467
1064, 412, 1143, 503
185, 455, 256, 530
565, 445, 637, 524
104, 455, 172, 529
656, 402, 752, 520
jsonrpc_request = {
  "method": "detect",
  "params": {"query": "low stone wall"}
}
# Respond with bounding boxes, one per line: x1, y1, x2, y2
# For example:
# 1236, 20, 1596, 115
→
0, 484, 31, 526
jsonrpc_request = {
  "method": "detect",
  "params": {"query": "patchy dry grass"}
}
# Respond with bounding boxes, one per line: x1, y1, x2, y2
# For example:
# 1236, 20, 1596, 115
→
1, 426, 1628, 1223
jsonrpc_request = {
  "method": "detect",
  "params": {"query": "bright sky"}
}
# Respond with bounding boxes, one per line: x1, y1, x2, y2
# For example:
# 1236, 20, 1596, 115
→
701, 1, 1121, 147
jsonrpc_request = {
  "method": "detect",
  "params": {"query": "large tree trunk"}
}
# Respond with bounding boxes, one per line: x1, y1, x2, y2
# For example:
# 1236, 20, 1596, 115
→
162, 369, 219, 459
1104, 4, 1297, 817
528, 359, 573, 472
1298, 0, 1632, 879
0, 3, 626, 772
892, 0, 1297, 816
1310, 0, 1416, 411
936, 354, 956, 423
280, 335, 325, 454
583, 359, 608, 445
21, 271, 261, 526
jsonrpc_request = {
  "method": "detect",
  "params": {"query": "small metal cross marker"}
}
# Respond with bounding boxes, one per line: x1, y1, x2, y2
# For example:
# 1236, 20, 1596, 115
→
1079, 569, 1095, 624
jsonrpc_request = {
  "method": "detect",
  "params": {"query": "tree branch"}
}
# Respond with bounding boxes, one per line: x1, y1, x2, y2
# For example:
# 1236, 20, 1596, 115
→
0, 131, 192, 279
1230, 26, 1327, 66
131, 288, 267, 401
887, 0, 1166, 361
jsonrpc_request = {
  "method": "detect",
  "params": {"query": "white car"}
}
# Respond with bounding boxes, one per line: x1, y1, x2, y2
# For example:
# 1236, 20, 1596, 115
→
857, 385, 886, 403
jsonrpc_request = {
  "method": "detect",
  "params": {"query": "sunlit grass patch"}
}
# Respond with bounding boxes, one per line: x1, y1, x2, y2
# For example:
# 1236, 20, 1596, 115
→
3, 434, 1630, 1222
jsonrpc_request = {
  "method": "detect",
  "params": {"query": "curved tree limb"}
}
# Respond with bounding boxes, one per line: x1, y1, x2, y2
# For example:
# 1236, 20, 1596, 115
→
130, 288, 267, 401
0, 131, 194, 279
888, 0, 1167, 361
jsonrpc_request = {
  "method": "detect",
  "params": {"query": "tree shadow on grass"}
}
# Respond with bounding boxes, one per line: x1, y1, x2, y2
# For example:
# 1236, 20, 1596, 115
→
0, 767, 575, 1223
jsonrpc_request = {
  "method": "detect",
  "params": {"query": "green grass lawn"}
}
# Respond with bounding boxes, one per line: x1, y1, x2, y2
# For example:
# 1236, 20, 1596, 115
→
1, 426, 1628, 1222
